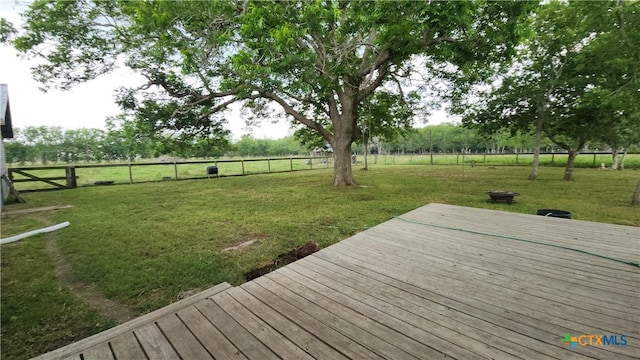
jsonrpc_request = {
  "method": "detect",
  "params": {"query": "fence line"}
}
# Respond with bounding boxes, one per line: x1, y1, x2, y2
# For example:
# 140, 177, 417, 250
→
8, 152, 638, 192
371, 152, 638, 168
8, 156, 332, 192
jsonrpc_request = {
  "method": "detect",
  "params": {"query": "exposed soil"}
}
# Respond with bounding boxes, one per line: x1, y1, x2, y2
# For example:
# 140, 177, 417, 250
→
46, 232, 135, 324
244, 241, 320, 281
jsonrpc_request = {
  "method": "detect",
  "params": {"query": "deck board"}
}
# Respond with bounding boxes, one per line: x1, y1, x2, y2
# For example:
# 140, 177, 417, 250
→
340, 235, 639, 316
155, 314, 213, 359
33, 203, 640, 360
194, 299, 279, 360
328, 241, 640, 347
108, 333, 147, 360
176, 306, 246, 360
249, 276, 414, 359
79, 343, 114, 360
228, 286, 351, 360
239, 280, 386, 360
133, 323, 179, 359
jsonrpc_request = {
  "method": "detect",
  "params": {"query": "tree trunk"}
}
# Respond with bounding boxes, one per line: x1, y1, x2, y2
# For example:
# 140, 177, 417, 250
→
529, 116, 543, 180
619, 148, 627, 170
611, 146, 619, 170
563, 151, 578, 181
363, 136, 368, 170
330, 96, 358, 186
332, 135, 356, 186
632, 179, 640, 206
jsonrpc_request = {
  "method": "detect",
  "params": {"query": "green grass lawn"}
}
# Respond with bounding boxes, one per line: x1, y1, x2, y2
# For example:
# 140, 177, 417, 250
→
2, 165, 639, 359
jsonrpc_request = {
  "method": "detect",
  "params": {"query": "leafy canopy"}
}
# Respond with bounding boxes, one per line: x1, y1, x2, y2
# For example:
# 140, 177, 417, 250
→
3, 0, 535, 184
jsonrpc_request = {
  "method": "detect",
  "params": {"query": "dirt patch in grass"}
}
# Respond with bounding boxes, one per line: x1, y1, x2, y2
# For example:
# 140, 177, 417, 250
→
46, 233, 135, 324
244, 241, 320, 281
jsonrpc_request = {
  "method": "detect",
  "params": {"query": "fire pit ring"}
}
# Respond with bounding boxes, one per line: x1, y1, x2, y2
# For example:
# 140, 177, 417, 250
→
486, 191, 520, 204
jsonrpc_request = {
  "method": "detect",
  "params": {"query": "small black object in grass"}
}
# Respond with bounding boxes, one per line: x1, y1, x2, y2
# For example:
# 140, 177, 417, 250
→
94, 180, 115, 186
486, 191, 520, 204
207, 166, 219, 178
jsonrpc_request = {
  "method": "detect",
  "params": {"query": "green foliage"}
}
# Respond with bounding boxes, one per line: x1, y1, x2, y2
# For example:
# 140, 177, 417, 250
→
5, 124, 308, 165
4, 0, 535, 185
459, 1, 640, 179
232, 135, 305, 157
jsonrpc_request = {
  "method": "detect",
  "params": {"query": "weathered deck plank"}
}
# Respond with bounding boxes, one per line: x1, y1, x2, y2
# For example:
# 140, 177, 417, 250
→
176, 306, 247, 360
108, 333, 147, 360
303, 254, 590, 360
194, 299, 278, 360
33, 282, 232, 360
327, 242, 640, 352
155, 314, 214, 359
239, 280, 386, 360
315, 244, 638, 360
399, 205, 638, 263
341, 234, 640, 315
78, 343, 114, 360
133, 322, 179, 359
249, 276, 414, 359
210, 291, 314, 360
263, 271, 433, 359
32, 203, 639, 360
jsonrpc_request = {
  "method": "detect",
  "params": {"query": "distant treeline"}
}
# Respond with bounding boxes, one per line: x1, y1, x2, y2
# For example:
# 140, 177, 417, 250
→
4, 124, 630, 165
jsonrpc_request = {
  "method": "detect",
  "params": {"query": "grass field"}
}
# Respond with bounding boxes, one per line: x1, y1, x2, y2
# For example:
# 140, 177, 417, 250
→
2, 165, 639, 359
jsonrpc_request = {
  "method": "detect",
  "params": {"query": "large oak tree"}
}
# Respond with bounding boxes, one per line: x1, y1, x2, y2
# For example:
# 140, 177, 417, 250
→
3, 0, 533, 185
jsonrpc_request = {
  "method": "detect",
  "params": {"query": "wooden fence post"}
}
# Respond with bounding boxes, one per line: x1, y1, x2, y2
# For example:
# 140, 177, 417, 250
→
128, 164, 133, 184
241, 160, 245, 175
174, 162, 178, 180
65, 166, 77, 188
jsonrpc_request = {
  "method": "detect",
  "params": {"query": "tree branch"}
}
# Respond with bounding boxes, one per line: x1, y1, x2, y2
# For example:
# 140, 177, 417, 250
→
360, 62, 390, 97
295, 37, 327, 76
263, 91, 334, 142
357, 47, 391, 78
280, 89, 330, 117
423, 32, 457, 47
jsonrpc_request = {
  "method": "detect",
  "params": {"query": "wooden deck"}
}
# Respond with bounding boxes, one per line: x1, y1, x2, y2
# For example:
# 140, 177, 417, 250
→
34, 203, 639, 360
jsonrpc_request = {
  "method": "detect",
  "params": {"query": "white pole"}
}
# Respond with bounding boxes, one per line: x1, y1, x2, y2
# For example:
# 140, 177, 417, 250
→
1, 222, 70, 245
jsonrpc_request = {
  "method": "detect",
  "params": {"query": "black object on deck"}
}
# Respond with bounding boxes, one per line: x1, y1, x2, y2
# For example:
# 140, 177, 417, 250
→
537, 209, 571, 219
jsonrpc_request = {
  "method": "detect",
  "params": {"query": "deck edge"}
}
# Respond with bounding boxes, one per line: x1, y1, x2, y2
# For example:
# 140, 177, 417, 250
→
32, 282, 233, 360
